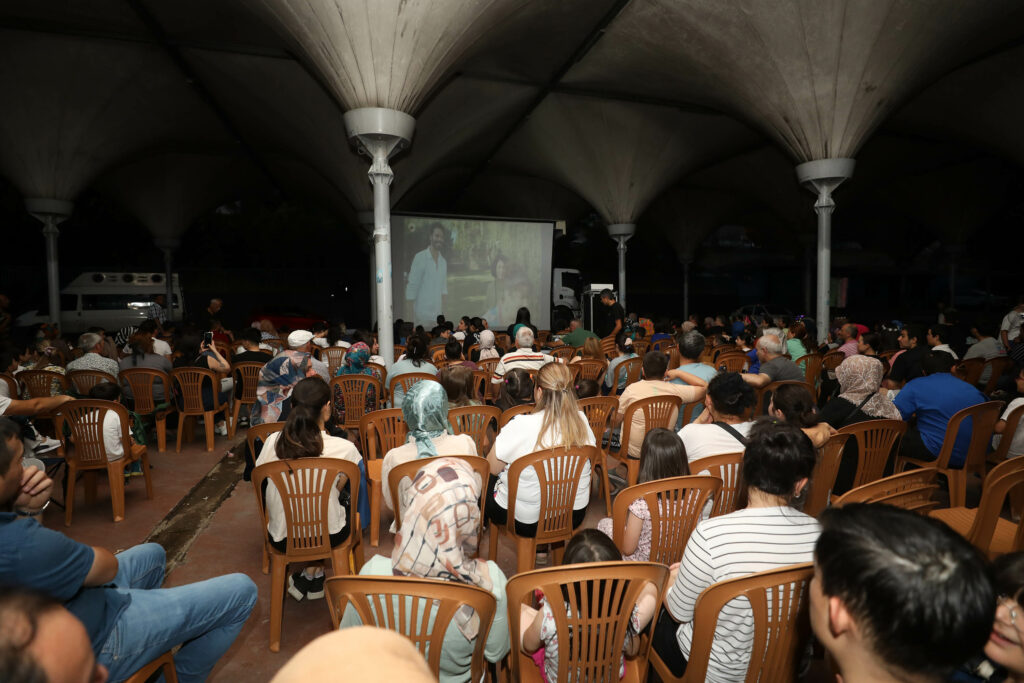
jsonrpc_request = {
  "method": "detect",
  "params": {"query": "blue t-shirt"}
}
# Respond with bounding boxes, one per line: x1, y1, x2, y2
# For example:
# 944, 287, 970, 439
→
894, 373, 988, 467
671, 362, 718, 428
0, 512, 130, 648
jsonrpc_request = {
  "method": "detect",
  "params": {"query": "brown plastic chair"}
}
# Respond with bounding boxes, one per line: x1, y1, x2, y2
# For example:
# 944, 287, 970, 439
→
466, 343, 480, 358
832, 468, 940, 512
599, 336, 617, 359
757, 380, 816, 416
955, 358, 986, 386
985, 357, 1013, 394
632, 339, 651, 357
366, 361, 388, 387
470, 370, 490, 404
493, 333, 511, 351
124, 651, 177, 683
388, 455, 489, 532
487, 446, 593, 573
679, 399, 704, 427
650, 563, 814, 683
264, 338, 287, 353
119, 368, 175, 452
315, 346, 345, 376
392, 344, 406, 362
252, 458, 363, 652
448, 405, 500, 454
499, 403, 536, 430
430, 347, 447, 364
537, 330, 551, 344
246, 422, 285, 469
325, 575, 496, 680
228, 362, 263, 438
387, 372, 438, 407
549, 345, 575, 362
170, 367, 229, 452
689, 452, 744, 517
836, 419, 908, 488
612, 475, 721, 563
18, 369, 69, 397
0, 372, 19, 398
67, 369, 117, 396
803, 432, 852, 518
477, 358, 499, 376
506, 561, 669, 683
330, 374, 383, 429
717, 353, 747, 372
802, 353, 824, 388
990, 402, 1024, 466
821, 349, 845, 373
613, 395, 683, 485
56, 399, 153, 526
895, 401, 1003, 508
612, 357, 643, 391
652, 338, 675, 353
359, 408, 408, 547
578, 396, 619, 515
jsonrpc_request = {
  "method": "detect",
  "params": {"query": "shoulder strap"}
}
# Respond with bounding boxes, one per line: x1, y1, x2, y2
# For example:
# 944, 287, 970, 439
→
838, 394, 873, 427
713, 421, 749, 447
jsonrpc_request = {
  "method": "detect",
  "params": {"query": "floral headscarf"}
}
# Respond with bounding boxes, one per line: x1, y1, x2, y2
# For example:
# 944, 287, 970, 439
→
478, 330, 499, 360
392, 457, 489, 639
337, 342, 372, 376
836, 355, 902, 420
401, 380, 451, 458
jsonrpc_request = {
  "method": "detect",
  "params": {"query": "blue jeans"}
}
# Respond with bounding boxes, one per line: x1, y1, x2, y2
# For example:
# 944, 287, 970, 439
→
100, 544, 258, 683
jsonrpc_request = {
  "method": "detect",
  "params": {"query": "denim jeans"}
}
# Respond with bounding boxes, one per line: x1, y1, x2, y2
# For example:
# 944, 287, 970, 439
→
99, 544, 258, 683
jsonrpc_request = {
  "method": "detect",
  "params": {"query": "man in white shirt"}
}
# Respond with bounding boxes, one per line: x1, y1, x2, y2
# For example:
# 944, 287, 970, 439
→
491, 327, 553, 384
405, 223, 448, 326
66, 332, 119, 378
122, 320, 171, 359
926, 325, 959, 360
1000, 296, 1024, 350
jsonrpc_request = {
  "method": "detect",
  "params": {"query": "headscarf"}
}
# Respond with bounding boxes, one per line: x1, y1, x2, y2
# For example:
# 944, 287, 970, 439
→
836, 355, 902, 420
392, 457, 490, 640
252, 350, 317, 424
337, 342, 372, 376
114, 325, 137, 349
401, 380, 451, 458
478, 330, 499, 360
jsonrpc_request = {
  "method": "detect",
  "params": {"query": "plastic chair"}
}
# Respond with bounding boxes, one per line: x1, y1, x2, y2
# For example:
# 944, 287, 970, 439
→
387, 455, 489, 533
821, 349, 845, 373
689, 452, 744, 517
499, 403, 536, 430
247, 422, 285, 460
802, 432, 852, 517
0, 372, 19, 397
493, 333, 511, 351
612, 357, 642, 391
319, 346, 347, 377
325, 575, 496, 680
632, 339, 651, 357
537, 330, 551, 344
228, 362, 263, 438
989, 402, 1024, 467
895, 401, 1003, 507
392, 344, 406, 362
477, 358, 499, 376
170, 367, 230, 452
67, 369, 117, 396
679, 399, 704, 427
124, 651, 177, 683
757, 380, 815, 416
119, 368, 175, 452
264, 337, 287, 353
487, 446, 593, 573
18, 369, 69, 397
612, 475, 721, 564
387, 372, 438, 408
652, 338, 675, 353
930, 456, 1024, 559
366, 361, 387, 387
717, 353, 747, 372
506, 561, 669, 683
613, 395, 683, 486
252, 458, 363, 652
56, 399, 153, 526
650, 563, 814, 683
600, 336, 617, 359
985, 357, 1013, 394
836, 419, 907, 488
802, 353, 824, 388
330, 374, 383, 430
448, 405, 500, 454
578, 396, 619, 515
431, 347, 447, 364
549, 345, 576, 362
955, 358, 986, 386
832, 468, 940, 512
359, 408, 408, 547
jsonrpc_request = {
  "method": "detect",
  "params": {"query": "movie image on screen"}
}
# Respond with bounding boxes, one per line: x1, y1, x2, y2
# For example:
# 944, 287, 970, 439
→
391, 215, 554, 330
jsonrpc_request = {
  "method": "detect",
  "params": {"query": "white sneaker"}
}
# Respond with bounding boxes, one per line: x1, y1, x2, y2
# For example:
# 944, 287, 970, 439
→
33, 437, 62, 454
215, 423, 228, 437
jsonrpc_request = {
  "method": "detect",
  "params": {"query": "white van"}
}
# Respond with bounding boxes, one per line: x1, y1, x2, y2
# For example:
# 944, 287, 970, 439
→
16, 272, 185, 334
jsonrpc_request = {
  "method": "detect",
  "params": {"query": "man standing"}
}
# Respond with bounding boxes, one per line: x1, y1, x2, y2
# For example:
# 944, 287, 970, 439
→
197, 298, 223, 332
598, 289, 624, 339
1001, 295, 1024, 350
405, 223, 448, 326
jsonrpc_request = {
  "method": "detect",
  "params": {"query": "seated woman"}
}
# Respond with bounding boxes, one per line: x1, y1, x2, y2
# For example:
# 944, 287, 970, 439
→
342, 457, 510, 683
254, 377, 362, 601
604, 332, 637, 394
332, 342, 378, 424
653, 420, 820, 679
389, 334, 437, 409
768, 383, 833, 448
980, 551, 1024, 681
474, 329, 500, 363
571, 337, 604, 364
678, 372, 758, 463
486, 362, 593, 536
173, 334, 232, 436
785, 321, 813, 370
495, 368, 534, 412
440, 365, 481, 409
118, 333, 173, 402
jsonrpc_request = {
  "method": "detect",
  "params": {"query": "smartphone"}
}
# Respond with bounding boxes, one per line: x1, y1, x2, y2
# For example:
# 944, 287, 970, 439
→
203, 331, 213, 346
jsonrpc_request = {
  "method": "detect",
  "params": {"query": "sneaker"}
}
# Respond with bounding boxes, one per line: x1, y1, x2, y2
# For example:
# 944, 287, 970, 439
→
287, 572, 310, 602
215, 423, 228, 437
33, 437, 62, 454
305, 573, 325, 600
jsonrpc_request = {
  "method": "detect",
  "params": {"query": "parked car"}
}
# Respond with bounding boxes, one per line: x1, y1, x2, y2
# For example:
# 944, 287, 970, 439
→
245, 309, 328, 333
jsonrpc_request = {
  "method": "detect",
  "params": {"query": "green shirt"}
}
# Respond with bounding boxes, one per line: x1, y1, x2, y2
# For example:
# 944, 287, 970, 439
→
559, 327, 599, 347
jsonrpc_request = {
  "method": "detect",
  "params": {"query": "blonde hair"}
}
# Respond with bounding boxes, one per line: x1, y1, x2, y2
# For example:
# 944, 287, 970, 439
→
533, 363, 590, 451
581, 337, 603, 360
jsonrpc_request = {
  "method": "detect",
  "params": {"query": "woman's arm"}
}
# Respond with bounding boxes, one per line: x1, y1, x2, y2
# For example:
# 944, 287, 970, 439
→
995, 419, 1007, 435
203, 344, 230, 372
521, 604, 544, 654
664, 368, 708, 388
486, 442, 505, 476
620, 509, 644, 556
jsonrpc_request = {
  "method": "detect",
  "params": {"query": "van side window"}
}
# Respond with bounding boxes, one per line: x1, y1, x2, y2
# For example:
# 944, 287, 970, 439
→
82, 294, 153, 310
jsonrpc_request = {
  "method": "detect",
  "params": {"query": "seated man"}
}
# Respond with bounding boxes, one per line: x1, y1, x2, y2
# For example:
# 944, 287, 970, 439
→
558, 319, 599, 348
836, 323, 859, 358
232, 327, 274, 365
66, 332, 120, 378
927, 324, 959, 359
740, 332, 804, 389
964, 319, 1006, 386
894, 350, 987, 466
885, 323, 928, 388
669, 329, 718, 426
813, 503, 993, 683
0, 417, 258, 683
615, 351, 705, 458
122, 319, 171, 359
491, 327, 553, 384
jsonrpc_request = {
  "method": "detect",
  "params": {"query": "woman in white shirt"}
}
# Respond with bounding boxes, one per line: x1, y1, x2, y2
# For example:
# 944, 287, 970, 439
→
485, 362, 594, 536
254, 377, 362, 601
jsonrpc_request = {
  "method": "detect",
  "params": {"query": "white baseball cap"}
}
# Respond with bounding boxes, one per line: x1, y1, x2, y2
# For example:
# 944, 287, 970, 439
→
287, 330, 314, 348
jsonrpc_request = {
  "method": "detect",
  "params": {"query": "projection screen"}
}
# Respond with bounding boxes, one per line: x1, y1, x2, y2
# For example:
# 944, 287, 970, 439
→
391, 214, 554, 330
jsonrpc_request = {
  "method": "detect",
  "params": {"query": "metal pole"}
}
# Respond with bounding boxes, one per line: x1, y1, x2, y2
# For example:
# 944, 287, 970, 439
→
162, 248, 174, 319
617, 237, 628, 311
369, 147, 395, 369
815, 188, 834, 344
369, 249, 377, 330
42, 217, 61, 327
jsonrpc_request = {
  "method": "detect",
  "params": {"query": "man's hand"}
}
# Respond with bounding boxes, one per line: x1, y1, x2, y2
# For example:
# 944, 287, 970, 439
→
15, 465, 52, 511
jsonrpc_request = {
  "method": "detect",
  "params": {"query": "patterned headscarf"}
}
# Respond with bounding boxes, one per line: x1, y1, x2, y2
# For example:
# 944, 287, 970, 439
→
392, 457, 490, 639
337, 342, 372, 376
836, 355, 902, 420
252, 350, 318, 424
401, 380, 451, 458
114, 325, 137, 349
478, 330, 499, 360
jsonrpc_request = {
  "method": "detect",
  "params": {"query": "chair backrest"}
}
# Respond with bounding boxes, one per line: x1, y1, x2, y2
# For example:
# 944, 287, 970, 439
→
170, 367, 222, 413
933, 400, 1004, 471
431, 347, 447, 364
549, 345, 576, 362
119, 368, 172, 414
690, 452, 745, 516
612, 475, 721, 564
388, 455, 490, 531
600, 336, 617, 359
576, 359, 608, 382
231, 362, 265, 404
214, 341, 232, 359
388, 372, 438, 404
955, 358, 986, 386
833, 468, 940, 512
757, 380, 815, 416
56, 399, 131, 468
393, 344, 406, 363
330, 374, 383, 427
366, 361, 387, 386
652, 338, 675, 353
632, 339, 651, 357
619, 395, 683, 456
325, 575, 496, 681
264, 337, 287, 353
821, 350, 845, 372
466, 343, 480, 358
679, 399, 704, 427
18, 369, 69, 398
358, 408, 408, 461
985, 357, 1013, 394
506, 561, 668, 683
993, 402, 1024, 462
537, 330, 551, 344
319, 347, 348, 377
803, 432, 852, 518
577, 397, 619, 448
493, 333, 511, 351
965, 456, 1024, 558
717, 354, 747, 372
252, 458, 360, 558
0, 373, 19, 398
469, 371, 490, 403
448, 405, 500, 454
612, 357, 642, 390
836, 419, 908, 488
802, 354, 824, 387
246, 422, 285, 459
67, 369, 118, 396
498, 403, 536, 430
505, 447, 593, 544
683, 563, 814, 683
477, 358, 499, 376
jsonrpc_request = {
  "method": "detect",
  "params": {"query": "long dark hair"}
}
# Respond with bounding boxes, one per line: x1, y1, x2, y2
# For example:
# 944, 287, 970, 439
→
770, 384, 819, 428
496, 368, 533, 411
638, 429, 689, 483
788, 321, 813, 355
515, 307, 532, 325
277, 377, 329, 461
405, 333, 429, 366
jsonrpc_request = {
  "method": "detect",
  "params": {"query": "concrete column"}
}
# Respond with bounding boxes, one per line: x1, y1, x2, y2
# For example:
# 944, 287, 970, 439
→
25, 198, 73, 328
358, 212, 376, 329
607, 223, 636, 311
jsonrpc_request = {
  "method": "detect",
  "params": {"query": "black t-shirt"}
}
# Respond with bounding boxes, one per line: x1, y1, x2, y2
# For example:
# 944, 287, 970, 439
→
818, 396, 873, 430
889, 346, 926, 384
232, 350, 273, 365
599, 302, 625, 338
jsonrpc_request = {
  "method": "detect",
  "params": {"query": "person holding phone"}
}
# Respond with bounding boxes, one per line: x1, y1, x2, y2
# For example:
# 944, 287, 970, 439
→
173, 334, 232, 436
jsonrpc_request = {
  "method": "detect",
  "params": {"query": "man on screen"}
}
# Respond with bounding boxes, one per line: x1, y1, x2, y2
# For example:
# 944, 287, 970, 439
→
405, 223, 448, 326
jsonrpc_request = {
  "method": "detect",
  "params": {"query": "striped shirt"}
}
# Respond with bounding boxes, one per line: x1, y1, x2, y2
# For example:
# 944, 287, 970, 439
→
664, 507, 820, 683
491, 350, 554, 383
